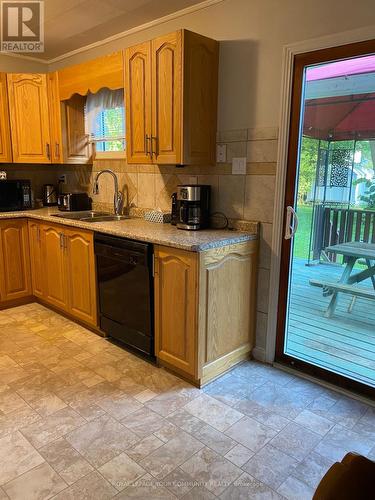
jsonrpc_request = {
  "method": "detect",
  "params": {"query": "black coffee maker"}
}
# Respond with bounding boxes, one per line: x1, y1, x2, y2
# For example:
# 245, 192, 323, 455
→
172, 185, 210, 230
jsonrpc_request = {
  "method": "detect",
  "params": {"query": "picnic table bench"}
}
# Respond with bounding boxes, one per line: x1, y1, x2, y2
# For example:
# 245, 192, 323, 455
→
309, 242, 375, 318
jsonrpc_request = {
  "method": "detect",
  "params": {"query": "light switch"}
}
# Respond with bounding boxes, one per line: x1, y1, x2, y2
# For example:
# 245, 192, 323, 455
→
216, 144, 227, 163
232, 157, 247, 175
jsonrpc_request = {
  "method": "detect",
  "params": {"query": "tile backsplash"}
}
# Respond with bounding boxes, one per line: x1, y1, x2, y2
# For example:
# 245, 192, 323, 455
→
4, 126, 277, 360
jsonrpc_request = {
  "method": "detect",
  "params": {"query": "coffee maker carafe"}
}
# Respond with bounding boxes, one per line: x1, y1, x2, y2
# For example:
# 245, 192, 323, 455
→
175, 185, 210, 230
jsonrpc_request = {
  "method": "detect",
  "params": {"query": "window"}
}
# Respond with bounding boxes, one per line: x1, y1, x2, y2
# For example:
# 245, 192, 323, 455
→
85, 88, 125, 154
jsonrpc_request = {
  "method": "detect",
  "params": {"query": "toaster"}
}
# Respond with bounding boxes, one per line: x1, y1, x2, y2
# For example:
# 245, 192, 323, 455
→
58, 192, 92, 211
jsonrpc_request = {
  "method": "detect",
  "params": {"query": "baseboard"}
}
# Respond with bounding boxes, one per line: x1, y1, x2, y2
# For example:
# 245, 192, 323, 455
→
201, 343, 252, 387
252, 345, 266, 362
0, 296, 34, 310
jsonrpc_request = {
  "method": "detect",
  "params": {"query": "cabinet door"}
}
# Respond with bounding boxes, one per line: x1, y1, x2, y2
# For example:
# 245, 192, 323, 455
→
7, 74, 51, 163
0, 219, 31, 302
47, 72, 63, 164
0, 73, 12, 163
151, 31, 182, 164
41, 224, 68, 311
65, 228, 97, 326
61, 94, 92, 164
28, 221, 44, 299
154, 246, 197, 376
125, 42, 152, 164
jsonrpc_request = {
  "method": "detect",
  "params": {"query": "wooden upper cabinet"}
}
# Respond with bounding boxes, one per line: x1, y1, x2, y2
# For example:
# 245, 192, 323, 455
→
125, 42, 152, 164
65, 228, 97, 326
58, 52, 123, 100
0, 73, 12, 163
0, 219, 31, 302
151, 31, 182, 165
124, 30, 218, 165
7, 73, 52, 163
47, 72, 63, 163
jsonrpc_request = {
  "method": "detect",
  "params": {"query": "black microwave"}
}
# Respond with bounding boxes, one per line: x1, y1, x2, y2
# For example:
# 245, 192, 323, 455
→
0, 180, 32, 212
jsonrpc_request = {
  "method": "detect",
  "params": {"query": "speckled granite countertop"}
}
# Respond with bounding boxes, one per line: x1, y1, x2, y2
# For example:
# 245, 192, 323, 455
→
0, 208, 258, 252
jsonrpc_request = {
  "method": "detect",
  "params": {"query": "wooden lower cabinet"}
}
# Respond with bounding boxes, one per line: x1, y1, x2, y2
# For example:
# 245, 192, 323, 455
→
154, 240, 258, 386
42, 224, 69, 311
154, 247, 198, 377
65, 228, 97, 326
28, 221, 97, 326
0, 219, 31, 303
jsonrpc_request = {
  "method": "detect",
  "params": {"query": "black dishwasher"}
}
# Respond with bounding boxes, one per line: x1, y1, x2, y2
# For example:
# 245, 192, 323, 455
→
94, 234, 154, 358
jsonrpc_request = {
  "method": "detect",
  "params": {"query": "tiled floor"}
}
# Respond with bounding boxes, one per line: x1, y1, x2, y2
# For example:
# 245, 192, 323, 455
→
0, 303, 374, 499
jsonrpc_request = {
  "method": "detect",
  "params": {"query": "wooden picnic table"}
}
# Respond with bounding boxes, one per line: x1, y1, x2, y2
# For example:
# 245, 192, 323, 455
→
310, 242, 375, 318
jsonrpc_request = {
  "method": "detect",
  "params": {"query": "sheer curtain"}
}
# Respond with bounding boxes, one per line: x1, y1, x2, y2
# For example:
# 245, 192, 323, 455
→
85, 88, 125, 147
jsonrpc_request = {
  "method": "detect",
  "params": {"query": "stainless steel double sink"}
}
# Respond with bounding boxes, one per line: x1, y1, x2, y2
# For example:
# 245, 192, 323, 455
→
52, 211, 130, 223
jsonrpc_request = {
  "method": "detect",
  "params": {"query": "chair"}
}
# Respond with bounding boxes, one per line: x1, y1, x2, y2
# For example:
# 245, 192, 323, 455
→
313, 452, 375, 500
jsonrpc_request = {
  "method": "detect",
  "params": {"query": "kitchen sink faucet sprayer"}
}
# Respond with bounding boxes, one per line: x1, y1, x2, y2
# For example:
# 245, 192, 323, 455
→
93, 169, 123, 216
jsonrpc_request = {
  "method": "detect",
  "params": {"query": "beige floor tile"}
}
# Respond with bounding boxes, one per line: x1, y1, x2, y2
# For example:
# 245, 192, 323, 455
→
3, 462, 67, 500
126, 434, 164, 462
0, 406, 41, 439
183, 394, 243, 432
224, 443, 254, 467
133, 389, 157, 403
52, 470, 116, 500
66, 414, 139, 467
221, 472, 283, 499
163, 467, 196, 498
145, 386, 200, 417
242, 444, 298, 489
30, 393, 67, 417
294, 409, 335, 436
99, 452, 146, 491
277, 475, 315, 500
121, 407, 166, 438
225, 416, 277, 453
182, 485, 215, 499
97, 394, 143, 420
21, 406, 86, 448
140, 431, 204, 479
0, 431, 44, 485
180, 446, 242, 495
269, 422, 322, 461
116, 473, 177, 499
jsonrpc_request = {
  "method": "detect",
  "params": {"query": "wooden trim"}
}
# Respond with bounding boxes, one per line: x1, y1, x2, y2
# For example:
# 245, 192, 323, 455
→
274, 39, 375, 398
0, 296, 33, 310
58, 52, 123, 100
201, 343, 252, 387
0, 73, 12, 162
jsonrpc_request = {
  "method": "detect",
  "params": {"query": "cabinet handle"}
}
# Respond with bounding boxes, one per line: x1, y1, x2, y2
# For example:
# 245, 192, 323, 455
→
37, 226, 41, 243
55, 143, 60, 158
59, 233, 64, 249
151, 136, 157, 157
46, 143, 51, 160
145, 134, 151, 156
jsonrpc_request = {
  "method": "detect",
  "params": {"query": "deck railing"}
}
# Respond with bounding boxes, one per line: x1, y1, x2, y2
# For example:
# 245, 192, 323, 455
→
312, 205, 375, 262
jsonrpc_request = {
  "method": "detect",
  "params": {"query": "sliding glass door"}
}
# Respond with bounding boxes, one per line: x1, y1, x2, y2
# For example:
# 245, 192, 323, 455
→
276, 41, 375, 397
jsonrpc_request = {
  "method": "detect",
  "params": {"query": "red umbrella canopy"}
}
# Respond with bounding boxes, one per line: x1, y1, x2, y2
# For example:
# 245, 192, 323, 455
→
302, 55, 375, 141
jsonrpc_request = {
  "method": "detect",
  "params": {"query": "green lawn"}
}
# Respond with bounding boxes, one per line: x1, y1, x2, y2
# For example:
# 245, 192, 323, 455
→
294, 204, 313, 260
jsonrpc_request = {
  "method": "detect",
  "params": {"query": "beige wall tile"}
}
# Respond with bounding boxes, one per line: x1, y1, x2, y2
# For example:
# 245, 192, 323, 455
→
197, 175, 219, 213
259, 222, 273, 270
247, 127, 279, 141
155, 173, 178, 212
138, 173, 155, 209
218, 175, 245, 219
244, 175, 275, 223
247, 140, 278, 163
255, 312, 268, 350
226, 142, 247, 162
257, 268, 270, 314
217, 129, 247, 143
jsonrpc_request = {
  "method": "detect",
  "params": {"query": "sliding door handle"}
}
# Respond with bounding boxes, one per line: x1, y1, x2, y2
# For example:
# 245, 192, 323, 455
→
284, 206, 299, 240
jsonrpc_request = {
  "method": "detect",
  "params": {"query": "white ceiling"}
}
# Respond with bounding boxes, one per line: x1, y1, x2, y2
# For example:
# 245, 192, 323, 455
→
39, 0, 206, 60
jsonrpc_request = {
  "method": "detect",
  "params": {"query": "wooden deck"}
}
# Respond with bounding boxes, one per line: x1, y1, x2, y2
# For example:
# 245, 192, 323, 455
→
286, 259, 375, 387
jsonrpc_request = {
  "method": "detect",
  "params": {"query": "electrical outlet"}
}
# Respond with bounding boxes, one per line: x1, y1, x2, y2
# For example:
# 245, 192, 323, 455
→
232, 157, 247, 175
216, 144, 227, 163
58, 174, 67, 184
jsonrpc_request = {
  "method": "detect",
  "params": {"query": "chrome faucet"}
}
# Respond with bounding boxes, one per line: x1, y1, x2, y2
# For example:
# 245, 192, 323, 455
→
93, 169, 123, 215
